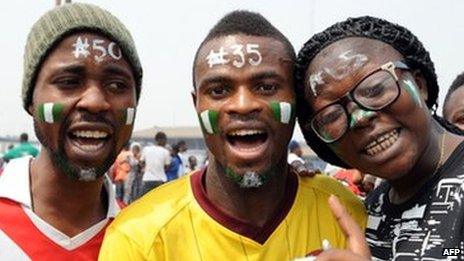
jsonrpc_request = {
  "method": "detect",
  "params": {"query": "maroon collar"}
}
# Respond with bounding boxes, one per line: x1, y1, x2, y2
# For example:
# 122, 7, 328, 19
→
190, 167, 298, 244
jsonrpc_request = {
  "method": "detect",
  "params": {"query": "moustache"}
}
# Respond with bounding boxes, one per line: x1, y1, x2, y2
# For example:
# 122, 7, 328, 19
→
64, 112, 116, 130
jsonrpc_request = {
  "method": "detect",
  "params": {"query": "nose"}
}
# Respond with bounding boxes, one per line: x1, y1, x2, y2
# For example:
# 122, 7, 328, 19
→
76, 82, 111, 113
347, 102, 377, 129
224, 86, 262, 116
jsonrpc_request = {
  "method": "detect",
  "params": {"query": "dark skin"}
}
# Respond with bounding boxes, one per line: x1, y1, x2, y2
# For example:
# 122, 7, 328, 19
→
193, 35, 296, 227
443, 86, 464, 131
305, 38, 463, 203
28, 32, 136, 237
301, 37, 464, 260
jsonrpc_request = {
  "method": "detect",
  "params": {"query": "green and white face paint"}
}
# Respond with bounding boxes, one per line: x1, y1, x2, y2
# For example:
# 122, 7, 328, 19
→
199, 110, 219, 134
321, 130, 335, 142
402, 79, 423, 108
37, 103, 64, 123
349, 108, 376, 128
269, 101, 294, 124
121, 107, 136, 125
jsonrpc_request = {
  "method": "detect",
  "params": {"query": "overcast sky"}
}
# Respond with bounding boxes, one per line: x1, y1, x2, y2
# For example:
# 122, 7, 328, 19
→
1, 0, 463, 141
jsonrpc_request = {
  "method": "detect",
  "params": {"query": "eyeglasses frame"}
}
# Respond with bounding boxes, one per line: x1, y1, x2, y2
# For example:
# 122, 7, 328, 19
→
310, 60, 410, 144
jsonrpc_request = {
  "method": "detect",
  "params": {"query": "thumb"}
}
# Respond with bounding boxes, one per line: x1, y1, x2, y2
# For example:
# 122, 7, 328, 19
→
328, 195, 371, 258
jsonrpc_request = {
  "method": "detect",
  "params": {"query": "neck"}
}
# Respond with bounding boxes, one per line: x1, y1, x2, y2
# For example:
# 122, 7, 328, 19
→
205, 156, 290, 227
389, 120, 447, 204
30, 151, 107, 237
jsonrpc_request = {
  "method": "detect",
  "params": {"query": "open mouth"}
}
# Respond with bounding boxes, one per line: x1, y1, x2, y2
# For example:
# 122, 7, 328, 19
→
68, 130, 111, 152
226, 129, 269, 151
363, 128, 400, 156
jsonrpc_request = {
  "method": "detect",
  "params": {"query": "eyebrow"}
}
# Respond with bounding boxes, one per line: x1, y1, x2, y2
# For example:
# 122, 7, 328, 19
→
250, 71, 284, 82
53, 64, 86, 75
198, 75, 232, 88
103, 64, 133, 79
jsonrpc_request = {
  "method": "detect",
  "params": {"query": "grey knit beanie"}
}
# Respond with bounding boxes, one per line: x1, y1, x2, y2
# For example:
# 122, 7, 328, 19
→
22, 3, 143, 111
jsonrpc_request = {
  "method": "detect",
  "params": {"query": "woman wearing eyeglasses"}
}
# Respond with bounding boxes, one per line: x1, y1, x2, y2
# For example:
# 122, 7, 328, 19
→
295, 16, 464, 260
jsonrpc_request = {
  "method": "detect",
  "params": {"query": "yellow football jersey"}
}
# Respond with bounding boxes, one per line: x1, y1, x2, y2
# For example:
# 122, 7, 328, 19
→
99, 170, 366, 260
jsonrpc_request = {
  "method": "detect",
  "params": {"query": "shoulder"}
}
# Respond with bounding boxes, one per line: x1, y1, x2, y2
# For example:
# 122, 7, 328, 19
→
105, 175, 193, 252
0, 157, 30, 182
299, 174, 354, 198
299, 175, 367, 226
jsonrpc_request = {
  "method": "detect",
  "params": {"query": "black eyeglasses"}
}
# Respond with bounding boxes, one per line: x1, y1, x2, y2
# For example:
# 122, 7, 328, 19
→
310, 61, 410, 143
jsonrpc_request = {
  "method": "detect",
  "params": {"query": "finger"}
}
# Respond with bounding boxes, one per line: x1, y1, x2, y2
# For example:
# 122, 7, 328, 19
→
351, 169, 364, 185
291, 162, 315, 177
297, 167, 317, 177
316, 249, 369, 261
328, 195, 371, 258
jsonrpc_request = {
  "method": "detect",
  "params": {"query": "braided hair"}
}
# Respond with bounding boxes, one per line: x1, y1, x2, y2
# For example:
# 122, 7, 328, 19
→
294, 16, 461, 168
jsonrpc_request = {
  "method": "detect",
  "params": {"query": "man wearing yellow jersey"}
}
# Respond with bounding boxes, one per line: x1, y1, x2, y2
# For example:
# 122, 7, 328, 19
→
100, 11, 367, 260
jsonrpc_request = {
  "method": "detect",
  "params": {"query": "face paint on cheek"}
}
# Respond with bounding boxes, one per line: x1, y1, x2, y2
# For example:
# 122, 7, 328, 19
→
119, 107, 136, 125
402, 79, 423, 108
349, 109, 376, 128
269, 102, 294, 124
199, 110, 219, 134
37, 103, 64, 123
321, 130, 335, 142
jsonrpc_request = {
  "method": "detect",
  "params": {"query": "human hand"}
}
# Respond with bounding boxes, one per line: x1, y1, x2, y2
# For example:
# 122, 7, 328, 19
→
290, 161, 321, 178
316, 195, 371, 261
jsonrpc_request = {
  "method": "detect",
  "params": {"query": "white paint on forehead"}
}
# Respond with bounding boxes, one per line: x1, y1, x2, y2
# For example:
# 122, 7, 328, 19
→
323, 50, 368, 80
308, 71, 325, 97
206, 47, 229, 68
205, 43, 262, 69
71, 35, 122, 63
72, 36, 90, 59
308, 50, 368, 97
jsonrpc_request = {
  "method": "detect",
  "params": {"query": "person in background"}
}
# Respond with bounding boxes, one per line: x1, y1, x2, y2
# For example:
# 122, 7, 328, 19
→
287, 140, 304, 164
287, 140, 308, 177
185, 155, 199, 173
176, 140, 188, 177
2, 133, 39, 162
165, 143, 182, 181
113, 143, 132, 204
128, 142, 142, 202
443, 72, 464, 131
140, 131, 171, 195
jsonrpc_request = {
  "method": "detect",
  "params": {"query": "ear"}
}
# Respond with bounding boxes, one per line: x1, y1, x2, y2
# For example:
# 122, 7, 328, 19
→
191, 89, 198, 111
27, 103, 34, 116
412, 70, 428, 102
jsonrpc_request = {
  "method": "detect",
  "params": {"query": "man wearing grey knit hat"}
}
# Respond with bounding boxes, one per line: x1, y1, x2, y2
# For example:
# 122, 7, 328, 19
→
0, 2, 142, 259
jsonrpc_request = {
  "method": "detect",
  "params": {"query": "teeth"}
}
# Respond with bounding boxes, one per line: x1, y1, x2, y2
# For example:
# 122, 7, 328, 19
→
79, 144, 103, 151
72, 130, 108, 139
229, 129, 264, 136
365, 129, 399, 156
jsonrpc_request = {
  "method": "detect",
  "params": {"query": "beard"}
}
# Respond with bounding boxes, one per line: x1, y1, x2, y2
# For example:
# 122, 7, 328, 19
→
224, 163, 276, 189
33, 118, 118, 182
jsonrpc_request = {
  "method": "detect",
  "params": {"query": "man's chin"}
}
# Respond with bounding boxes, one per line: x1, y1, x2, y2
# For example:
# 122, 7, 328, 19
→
52, 151, 111, 182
